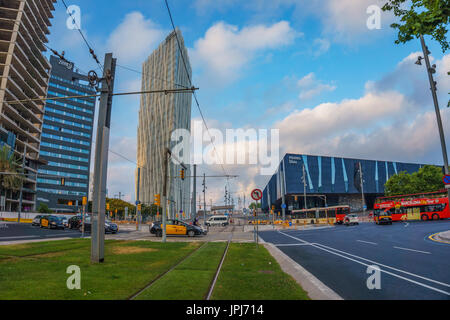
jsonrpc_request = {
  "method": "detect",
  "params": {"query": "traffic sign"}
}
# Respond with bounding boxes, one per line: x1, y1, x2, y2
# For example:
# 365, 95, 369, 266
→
443, 175, 450, 185
281, 203, 287, 209
251, 189, 263, 201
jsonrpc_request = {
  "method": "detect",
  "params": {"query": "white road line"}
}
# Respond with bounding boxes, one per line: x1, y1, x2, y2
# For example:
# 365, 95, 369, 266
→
357, 240, 377, 245
275, 243, 312, 247
278, 231, 450, 295
393, 246, 431, 254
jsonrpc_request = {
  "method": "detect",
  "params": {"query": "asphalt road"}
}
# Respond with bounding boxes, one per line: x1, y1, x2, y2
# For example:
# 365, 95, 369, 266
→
0, 222, 84, 242
259, 220, 450, 300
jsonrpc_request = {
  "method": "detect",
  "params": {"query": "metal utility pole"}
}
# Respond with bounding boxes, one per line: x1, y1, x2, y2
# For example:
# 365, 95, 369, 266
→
162, 150, 169, 242
302, 164, 307, 209
191, 164, 196, 220
18, 145, 26, 223
136, 167, 141, 231
359, 162, 366, 214
418, 35, 450, 200
91, 53, 116, 263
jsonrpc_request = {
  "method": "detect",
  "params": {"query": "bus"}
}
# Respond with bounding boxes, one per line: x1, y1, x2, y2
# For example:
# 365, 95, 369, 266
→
290, 205, 350, 225
374, 190, 450, 222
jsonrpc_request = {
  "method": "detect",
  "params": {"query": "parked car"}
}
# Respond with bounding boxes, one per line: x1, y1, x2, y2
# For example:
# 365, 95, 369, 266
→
40, 215, 65, 229
68, 215, 83, 229
82, 217, 118, 234
32, 215, 47, 226
205, 215, 229, 227
150, 219, 206, 237
344, 214, 359, 226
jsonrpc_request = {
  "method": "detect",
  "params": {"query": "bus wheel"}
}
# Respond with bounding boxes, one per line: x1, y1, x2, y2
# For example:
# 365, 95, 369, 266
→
421, 214, 428, 221
432, 214, 440, 221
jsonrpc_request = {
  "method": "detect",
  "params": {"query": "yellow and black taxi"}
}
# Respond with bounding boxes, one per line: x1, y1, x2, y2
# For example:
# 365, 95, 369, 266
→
150, 219, 206, 237
40, 215, 65, 229
373, 209, 393, 225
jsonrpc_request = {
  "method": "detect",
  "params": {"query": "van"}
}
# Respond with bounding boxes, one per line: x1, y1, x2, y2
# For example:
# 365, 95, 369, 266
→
206, 215, 229, 227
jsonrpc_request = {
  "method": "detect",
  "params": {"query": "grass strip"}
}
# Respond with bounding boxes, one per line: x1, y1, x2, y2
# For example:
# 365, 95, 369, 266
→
211, 243, 310, 300
0, 239, 201, 300
135, 242, 227, 300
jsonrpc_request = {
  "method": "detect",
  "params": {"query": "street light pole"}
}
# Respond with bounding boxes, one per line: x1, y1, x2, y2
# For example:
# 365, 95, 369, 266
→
418, 35, 450, 200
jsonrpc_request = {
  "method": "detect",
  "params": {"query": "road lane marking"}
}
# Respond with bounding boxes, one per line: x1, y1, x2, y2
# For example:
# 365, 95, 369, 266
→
357, 240, 377, 245
275, 243, 313, 247
277, 231, 450, 294
393, 246, 431, 254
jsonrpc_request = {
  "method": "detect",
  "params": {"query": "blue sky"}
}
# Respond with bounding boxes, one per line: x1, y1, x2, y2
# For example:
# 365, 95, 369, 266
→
46, 0, 450, 204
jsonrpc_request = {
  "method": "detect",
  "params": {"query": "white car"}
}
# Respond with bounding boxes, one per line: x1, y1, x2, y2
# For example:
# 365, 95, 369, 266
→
205, 215, 229, 227
344, 214, 359, 226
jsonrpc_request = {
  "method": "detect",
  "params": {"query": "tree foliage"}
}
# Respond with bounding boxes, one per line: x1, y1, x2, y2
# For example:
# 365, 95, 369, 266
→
0, 145, 23, 198
382, 0, 450, 52
384, 165, 445, 195
37, 203, 53, 213
249, 202, 261, 210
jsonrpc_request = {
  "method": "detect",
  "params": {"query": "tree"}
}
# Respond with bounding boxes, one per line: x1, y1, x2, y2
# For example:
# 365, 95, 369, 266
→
0, 145, 23, 205
37, 203, 52, 214
382, 0, 450, 52
384, 165, 444, 195
249, 202, 261, 210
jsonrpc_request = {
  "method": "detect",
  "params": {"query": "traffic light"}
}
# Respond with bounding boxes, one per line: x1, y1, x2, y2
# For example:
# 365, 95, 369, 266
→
154, 194, 161, 206
106, 203, 110, 210
137, 204, 142, 211
60, 178, 65, 186
180, 168, 185, 180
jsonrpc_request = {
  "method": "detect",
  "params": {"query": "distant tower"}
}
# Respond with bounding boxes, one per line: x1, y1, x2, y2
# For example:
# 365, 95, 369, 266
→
137, 29, 192, 217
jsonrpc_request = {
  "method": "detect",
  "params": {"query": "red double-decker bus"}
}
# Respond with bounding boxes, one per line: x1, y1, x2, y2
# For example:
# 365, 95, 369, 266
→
373, 190, 450, 222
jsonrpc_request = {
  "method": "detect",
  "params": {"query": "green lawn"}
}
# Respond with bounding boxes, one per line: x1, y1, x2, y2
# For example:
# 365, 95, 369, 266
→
0, 239, 201, 300
0, 240, 309, 300
135, 242, 227, 300
211, 243, 310, 300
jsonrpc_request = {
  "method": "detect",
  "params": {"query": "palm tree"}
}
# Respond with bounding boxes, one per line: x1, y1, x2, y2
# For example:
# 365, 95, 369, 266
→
0, 145, 24, 209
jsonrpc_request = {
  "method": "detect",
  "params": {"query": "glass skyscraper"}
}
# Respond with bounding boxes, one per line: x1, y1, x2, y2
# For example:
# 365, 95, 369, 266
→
137, 29, 192, 217
36, 56, 96, 212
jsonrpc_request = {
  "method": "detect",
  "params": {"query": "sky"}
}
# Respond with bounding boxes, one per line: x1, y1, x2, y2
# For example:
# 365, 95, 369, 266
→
46, 0, 450, 207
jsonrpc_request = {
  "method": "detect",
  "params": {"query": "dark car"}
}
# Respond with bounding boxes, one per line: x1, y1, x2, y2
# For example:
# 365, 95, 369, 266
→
41, 215, 65, 230
68, 215, 83, 229
82, 217, 118, 234
150, 219, 206, 237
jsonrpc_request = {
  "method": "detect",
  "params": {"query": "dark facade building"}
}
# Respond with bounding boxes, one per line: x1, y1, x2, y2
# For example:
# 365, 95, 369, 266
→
261, 153, 430, 213
36, 56, 95, 212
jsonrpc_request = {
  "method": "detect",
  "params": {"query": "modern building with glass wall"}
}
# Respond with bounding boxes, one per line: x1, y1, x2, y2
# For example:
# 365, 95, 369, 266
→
0, 0, 57, 212
137, 28, 192, 217
36, 56, 95, 212
261, 153, 431, 213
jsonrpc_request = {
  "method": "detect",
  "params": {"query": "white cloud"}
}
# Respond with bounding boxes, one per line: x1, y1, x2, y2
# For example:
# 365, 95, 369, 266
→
297, 72, 336, 100
190, 21, 300, 84
106, 12, 165, 64
313, 38, 330, 56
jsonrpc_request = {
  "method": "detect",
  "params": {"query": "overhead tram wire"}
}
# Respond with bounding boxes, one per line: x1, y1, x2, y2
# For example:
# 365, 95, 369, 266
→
164, 0, 228, 177
3, 87, 198, 105
61, 0, 104, 73
115, 64, 189, 89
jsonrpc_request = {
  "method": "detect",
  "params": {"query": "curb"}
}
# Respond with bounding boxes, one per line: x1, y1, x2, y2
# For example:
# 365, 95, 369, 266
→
262, 240, 342, 300
429, 231, 450, 244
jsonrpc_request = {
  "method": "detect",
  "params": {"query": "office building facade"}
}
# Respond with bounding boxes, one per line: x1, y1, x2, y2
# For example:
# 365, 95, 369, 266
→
137, 29, 192, 217
0, 0, 57, 211
36, 56, 95, 212
262, 153, 431, 212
